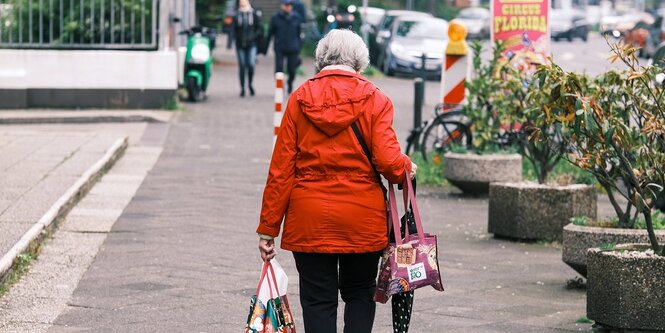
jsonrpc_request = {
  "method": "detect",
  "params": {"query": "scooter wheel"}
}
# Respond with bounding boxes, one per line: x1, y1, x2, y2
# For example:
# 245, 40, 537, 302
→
187, 77, 200, 102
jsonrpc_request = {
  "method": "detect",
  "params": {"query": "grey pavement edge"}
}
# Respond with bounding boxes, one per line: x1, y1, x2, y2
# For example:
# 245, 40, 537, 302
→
0, 110, 173, 125
0, 137, 128, 282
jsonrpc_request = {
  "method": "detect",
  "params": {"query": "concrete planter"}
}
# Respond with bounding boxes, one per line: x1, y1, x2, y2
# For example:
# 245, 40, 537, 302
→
562, 223, 665, 277
587, 244, 665, 331
488, 183, 596, 241
443, 153, 522, 194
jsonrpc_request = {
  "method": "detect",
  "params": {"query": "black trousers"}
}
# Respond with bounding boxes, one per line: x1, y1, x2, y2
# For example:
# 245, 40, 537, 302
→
274, 50, 300, 92
292, 251, 381, 333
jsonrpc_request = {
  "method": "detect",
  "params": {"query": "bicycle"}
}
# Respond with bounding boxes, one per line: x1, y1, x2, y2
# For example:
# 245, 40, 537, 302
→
405, 103, 473, 162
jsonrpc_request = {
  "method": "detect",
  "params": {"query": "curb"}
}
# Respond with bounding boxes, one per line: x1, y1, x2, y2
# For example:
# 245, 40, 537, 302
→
0, 115, 165, 125
0, 137, 129, 281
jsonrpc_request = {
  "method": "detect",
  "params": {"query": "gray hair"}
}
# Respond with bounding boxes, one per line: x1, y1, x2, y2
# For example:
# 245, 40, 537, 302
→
315, 29, 369, 72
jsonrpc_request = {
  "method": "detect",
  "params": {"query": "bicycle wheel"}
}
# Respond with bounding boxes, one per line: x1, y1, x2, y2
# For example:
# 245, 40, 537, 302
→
420, 118, 472, 162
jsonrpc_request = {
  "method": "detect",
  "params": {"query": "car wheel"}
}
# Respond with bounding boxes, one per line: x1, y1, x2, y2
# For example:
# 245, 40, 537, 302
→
553, 36, 560, 42
582, 33, 588, 42
567, 33, 573, 42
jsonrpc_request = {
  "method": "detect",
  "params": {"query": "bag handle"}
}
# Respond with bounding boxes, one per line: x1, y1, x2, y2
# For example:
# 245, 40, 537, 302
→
389, 174, 425, 244
255, 260, 281, 300
388, 183, 403, 245
404, 173, 425, 239
267, 261, 282, 297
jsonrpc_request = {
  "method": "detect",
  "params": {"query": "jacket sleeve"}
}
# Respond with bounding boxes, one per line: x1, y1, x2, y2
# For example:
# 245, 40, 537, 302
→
370, 95, 412, 184
256, 96, 299, 237
255, 12, 264, 38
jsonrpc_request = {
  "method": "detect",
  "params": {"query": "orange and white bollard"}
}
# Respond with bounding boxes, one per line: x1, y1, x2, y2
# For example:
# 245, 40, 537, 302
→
274, 72, 285, 148
440, 21, 469, 110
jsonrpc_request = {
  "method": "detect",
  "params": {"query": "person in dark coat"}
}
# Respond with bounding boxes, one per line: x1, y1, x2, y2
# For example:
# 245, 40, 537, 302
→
227, 0, 263, 97
266, 0, 303, 93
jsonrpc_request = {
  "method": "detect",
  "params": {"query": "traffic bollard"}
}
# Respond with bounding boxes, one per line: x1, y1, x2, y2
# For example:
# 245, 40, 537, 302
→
440, 21, 468, 109
413, 77, 424, 150
274, 72, 285, 149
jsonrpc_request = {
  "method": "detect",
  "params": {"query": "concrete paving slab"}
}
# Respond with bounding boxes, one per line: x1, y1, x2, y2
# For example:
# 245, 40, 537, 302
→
0, 110, 173, 125
0, 123, 148, 145
0, 322, 52, 333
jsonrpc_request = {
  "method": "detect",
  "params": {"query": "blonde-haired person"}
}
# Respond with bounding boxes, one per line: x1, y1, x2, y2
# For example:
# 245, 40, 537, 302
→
226, 0, 263, 97
256, 29, 416, 333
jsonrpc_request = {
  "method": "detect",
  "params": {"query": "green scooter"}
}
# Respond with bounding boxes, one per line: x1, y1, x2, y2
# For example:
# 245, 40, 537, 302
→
180, 26, 216, 102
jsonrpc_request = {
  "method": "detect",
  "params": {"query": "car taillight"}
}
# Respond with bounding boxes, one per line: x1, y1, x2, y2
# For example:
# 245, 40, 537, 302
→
661, 31, 665, 43
224, 17, 233, 25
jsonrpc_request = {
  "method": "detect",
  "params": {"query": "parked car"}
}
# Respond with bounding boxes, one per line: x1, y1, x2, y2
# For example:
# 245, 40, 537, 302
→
453, 7, 490, 39
369, 9, 432, 65
550, 10, 589, 42
359, 7, 385, 58
358, 6, 385, 30
377, 16, 449, 78
601, 11, 653, 38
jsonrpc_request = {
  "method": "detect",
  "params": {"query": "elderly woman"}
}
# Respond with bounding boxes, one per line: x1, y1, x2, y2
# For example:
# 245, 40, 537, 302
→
256, 29, 416, 333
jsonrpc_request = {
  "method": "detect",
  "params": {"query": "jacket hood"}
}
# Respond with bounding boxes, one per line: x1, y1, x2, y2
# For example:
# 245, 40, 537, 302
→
296, 70, 377, 137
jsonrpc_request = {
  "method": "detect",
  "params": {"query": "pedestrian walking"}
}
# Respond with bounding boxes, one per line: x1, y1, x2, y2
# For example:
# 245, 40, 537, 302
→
227, 0, 263, 97
256, 29, 417, 333
265, 0, 303, 94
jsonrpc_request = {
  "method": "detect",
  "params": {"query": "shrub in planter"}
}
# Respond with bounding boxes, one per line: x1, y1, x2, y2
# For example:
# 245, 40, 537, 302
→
486, 49, 597, 240
563, 215, 665, 276
444, 42, 522, 194
538, 41, 665, 330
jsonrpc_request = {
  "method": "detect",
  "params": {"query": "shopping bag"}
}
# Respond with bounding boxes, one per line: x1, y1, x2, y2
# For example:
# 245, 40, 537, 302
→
374, 176, 444, 304
245, 260, 296, 333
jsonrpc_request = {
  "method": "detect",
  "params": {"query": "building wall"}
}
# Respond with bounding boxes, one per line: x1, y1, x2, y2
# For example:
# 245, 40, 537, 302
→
0, 0, 193, 109
0, 50, 177, 108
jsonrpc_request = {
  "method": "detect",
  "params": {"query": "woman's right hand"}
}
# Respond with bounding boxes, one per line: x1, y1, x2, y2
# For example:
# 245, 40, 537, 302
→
259, 238, 276, 261
410, 162, 418, 179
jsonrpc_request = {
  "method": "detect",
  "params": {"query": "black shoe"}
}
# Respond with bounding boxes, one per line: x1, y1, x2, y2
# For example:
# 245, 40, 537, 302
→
240, 90, 245, 97
249, 86, 255, 96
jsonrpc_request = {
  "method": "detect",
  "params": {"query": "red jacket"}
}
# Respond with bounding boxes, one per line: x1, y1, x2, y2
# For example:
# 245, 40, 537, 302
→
256, 69, 412, 253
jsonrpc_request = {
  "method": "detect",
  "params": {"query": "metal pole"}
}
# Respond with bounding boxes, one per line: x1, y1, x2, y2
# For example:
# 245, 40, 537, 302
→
420, 53, 427, 90
413, 77, 424, 151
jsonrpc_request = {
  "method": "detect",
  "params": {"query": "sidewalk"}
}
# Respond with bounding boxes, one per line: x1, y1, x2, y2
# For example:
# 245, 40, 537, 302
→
0, 119, 166, 283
